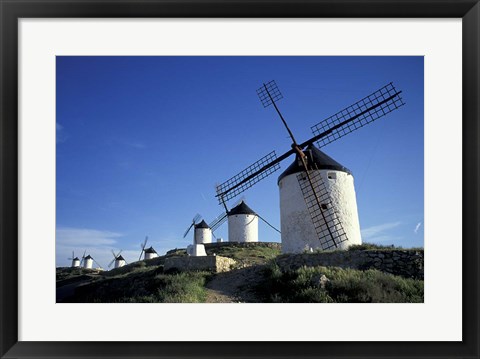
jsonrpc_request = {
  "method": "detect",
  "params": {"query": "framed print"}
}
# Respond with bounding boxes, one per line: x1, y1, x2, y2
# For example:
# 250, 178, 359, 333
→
1, 0, 479, 358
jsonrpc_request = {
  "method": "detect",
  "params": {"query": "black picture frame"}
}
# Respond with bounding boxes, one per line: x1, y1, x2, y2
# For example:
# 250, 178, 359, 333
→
1, 1, 478, 358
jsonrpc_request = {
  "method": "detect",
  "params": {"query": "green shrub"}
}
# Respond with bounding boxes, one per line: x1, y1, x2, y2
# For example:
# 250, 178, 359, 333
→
155, 272, 209, 303
258, 264, 423, 303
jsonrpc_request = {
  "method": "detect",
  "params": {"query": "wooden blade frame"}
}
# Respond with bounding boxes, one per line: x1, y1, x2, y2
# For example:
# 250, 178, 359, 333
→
215, 151, 281, 203
296, 168, 348, 250
309, 83, 404, 149
214, 82, 405, 208
209, 212, 228, 232
256, 80, 283, 108
183, 214, 201, 238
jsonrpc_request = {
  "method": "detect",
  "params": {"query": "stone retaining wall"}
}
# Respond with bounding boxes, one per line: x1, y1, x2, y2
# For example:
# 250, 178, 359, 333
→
275, 250, 424, 279
204, 242, 281, 251
164, 255, 236, 273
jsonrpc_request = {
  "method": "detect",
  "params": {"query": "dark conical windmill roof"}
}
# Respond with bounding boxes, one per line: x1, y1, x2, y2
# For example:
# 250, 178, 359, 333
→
228, 200, 256, 216
84, 255, 93, 260
73, 257, 80, 261
144, 246, 157, 254
195, 220, 210, 229
278, 145, 351, 184
116, 255, 125, 261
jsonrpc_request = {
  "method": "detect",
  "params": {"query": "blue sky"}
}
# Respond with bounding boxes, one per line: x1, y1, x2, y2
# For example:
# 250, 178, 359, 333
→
56, 56, 424, 268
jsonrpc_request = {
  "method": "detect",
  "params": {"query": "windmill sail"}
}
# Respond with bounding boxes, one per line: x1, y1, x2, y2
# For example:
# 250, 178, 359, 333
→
215, 151, 282, 203
209, 212, 228, 232
138, 236, 148, 261
215, 82, 404, 204
296, 169, 348, 250
306, 83, 404, 149
256, 80, 283, 108
183, 214, 202, 238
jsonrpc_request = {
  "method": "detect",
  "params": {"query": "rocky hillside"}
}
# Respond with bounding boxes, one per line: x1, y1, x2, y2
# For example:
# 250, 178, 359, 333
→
56, 242, 424, 303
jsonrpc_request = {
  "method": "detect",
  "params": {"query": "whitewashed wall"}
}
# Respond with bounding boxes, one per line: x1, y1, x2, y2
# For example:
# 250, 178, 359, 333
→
145, 252, 158, 260
83, 258, 93, 269
195, 227, 212, 244
228, 214, 259, 243
114, 259, 125, 268
279, 169, 362, 253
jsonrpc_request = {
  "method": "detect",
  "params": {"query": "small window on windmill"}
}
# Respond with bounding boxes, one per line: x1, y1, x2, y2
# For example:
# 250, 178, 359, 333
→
300, 173, 307, 181
321, 203, 329, 210
327, 172, 337, 180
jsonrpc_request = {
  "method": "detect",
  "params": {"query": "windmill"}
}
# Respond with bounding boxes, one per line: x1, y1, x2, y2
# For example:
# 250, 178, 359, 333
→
208, 199, 281, 243
144, 246, 158, 260
183, 214, 212, 244
138, 236, 159, 260
82, 254, 103, 269
108, 250, 127, 269
215, 81, 404, 253
67, 251, 80, 268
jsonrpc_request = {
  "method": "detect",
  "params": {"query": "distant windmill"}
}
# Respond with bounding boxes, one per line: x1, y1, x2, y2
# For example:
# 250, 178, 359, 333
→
183, 214, 212, 244
82, 254, 102, 269
138, 236, 159, 260
144, 246, 158, 260
67, 251, 80, 268
209, 198, 280, 243
108, 250, 127, 269
215, 81, 404, 253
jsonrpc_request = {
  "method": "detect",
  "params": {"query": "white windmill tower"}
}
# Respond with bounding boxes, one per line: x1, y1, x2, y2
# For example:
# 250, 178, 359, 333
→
227, 200, 258, 243
183, 214, 209, 256
108, 250, 127, 269
144, 247, 158, 260
81, 252, 102, 269
215, 81, 405, 253
138, 236, 158, 261
278, 145, 361, 252
183, 214, 213, 245
83, 254, 94, 269
208, 198, 280, 243
194, 220, 212, 244
67, 251, 81, 268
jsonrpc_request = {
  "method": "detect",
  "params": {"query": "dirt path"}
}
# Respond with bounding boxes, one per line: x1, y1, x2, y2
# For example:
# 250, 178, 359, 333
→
205, 265, 266, 303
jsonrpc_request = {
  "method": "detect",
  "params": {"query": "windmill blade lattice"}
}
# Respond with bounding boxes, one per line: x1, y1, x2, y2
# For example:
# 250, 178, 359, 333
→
256, 80, 283, 108
308, 83, 404, 149
296, 170, 348, 250
215, 151, 281, 203
209, 212, 228, 232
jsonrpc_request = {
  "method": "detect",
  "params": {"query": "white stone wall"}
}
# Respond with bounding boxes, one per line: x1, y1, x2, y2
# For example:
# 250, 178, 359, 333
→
279, 169, 362, 253
194, 244, 207, 256
195, 227, 212, 244
114, 259, 125, 268
186, 244, 207, 256
228, 214, 259, 243
145, 252, 158, 260
83, 258, 93, 269
71, 259, 80, 268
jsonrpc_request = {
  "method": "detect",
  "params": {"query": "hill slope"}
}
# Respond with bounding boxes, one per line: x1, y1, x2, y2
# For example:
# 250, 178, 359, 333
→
56, 242, 423, 303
